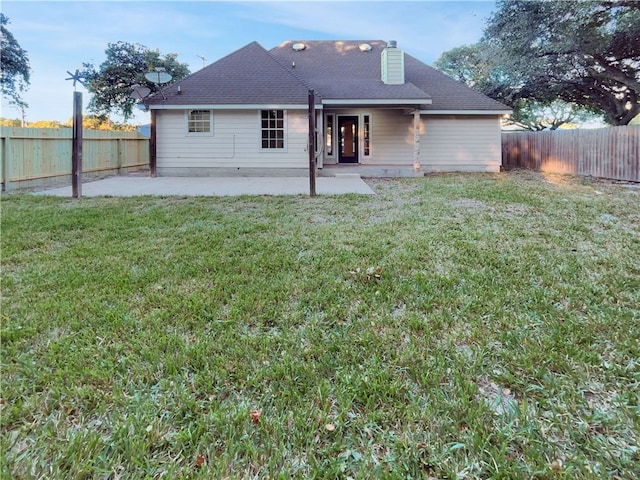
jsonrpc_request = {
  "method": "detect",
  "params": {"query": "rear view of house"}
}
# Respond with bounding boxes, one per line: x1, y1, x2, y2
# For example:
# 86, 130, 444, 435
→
144, 40, 511, 177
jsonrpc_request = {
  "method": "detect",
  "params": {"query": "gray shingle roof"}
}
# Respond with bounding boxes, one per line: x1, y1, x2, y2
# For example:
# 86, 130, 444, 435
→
148, 40, 510, 112
404, 55, 509, 111
269, 40, 430, 102
146, 42, 311, 106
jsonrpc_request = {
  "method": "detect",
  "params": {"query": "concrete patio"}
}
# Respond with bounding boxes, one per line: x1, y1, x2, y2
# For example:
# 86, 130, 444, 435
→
34, 175, 376, 197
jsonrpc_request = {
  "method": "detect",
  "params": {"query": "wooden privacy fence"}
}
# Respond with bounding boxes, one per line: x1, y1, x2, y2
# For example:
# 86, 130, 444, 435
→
502, 126, 640, 182
1, 127, 150, 191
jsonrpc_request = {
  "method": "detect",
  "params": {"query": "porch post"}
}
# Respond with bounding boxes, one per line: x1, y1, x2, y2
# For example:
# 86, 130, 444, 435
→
413, 109, 421, 171
308, 89, 316, 197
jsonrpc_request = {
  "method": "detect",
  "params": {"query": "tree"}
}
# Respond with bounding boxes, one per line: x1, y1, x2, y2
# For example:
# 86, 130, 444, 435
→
435, 43, 516, 106
81, 42, 190, 120
435, 44, 601, 130
28, 120, 67, 129
80, 115, 138, 131
508, 99, 601, 131
0, 14, 31, 109
0, 117, 22, 127
482, 0, 640, 126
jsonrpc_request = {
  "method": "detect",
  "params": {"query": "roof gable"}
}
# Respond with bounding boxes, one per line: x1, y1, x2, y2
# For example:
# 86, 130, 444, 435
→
146, 42, 311, 106
405, 55, 510, 111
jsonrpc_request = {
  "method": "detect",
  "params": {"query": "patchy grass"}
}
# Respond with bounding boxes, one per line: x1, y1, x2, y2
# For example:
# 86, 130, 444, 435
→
1, 171, 639, 479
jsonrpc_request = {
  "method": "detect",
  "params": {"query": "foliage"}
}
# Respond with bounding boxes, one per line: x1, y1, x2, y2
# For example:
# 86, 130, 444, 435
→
436, 1, 640, 126
0, 116, 140, 131
81, 41, 190, 120
0, 117, 22, 127
508, 99, 602, 131
2, 173, 639, 479
436, 44, 601, 130
434, 43, 508, 99
81, 115, 139, 131
26, 120, 67, 129
0, 14, 30, 109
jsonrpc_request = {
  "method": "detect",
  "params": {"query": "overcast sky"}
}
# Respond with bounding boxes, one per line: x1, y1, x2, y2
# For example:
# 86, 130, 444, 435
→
1, 0, 497, 124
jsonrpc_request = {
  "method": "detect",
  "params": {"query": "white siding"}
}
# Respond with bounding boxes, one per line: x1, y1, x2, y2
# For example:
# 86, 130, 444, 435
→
420, 115, 502, 172
156, 109, 309, 175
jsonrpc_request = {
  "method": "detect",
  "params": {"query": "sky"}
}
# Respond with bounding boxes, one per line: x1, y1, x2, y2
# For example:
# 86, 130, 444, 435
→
1, 0, 498, 125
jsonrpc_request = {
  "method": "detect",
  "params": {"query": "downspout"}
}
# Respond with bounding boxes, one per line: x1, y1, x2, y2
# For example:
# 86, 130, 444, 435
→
149, 109, 157, 177
413, 109, 421, 171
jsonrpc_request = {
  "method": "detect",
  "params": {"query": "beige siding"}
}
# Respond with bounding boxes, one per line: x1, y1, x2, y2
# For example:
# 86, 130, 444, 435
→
366, 109, 414, 165
421, 115, 502, 172
156, 109, 309, 175
323, 109, 414, 165
156, 109, 502, 175
323, 110, 502, 172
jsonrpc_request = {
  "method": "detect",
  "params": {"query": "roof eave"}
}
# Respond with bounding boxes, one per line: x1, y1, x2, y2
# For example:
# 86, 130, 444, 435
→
323, 98, 432, 106
419, 109, 512, 115
148, 103, 319, 110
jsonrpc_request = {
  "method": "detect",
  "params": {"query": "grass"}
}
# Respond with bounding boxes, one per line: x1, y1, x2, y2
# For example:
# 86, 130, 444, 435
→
1, 171, 639, 479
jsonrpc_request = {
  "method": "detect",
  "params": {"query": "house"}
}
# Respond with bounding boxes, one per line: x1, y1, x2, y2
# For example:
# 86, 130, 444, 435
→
144, 40, 511, 177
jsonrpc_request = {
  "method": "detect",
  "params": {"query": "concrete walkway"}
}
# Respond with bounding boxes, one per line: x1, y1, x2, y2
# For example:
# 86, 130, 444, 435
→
35, 175, 376, 197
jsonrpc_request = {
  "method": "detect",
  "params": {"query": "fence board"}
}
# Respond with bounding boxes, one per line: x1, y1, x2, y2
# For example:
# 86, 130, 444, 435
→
502, 126, 640, 182
0, 127, 149, 191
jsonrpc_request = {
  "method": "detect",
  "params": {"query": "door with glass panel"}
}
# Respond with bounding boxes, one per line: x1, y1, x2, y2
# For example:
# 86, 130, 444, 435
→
338, 116, 358, 163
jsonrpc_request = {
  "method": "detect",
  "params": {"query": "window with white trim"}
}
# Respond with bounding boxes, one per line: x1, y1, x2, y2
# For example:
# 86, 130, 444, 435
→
261, 110, 285, 149
363, 114, 371, 156
325, 114, 334, 156
187, 109, 212, 134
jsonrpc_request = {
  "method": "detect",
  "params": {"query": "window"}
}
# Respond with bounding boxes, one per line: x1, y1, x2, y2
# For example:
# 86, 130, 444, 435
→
188, 110, 212, 133
326, 115, 334, 156
261, 110, 285, 149
363, 115, 371, 156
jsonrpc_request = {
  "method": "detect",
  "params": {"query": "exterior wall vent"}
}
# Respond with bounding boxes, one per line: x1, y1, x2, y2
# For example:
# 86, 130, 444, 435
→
381, 41, 404, 84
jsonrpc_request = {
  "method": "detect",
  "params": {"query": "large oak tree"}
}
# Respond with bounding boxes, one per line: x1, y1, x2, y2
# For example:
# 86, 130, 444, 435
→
436, 0, 640, 126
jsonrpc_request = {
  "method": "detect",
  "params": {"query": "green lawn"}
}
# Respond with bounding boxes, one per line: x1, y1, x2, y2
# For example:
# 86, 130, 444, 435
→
2, 172, 639, 479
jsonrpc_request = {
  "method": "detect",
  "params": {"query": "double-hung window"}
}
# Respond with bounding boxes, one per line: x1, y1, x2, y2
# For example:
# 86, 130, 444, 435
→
261, 110, 285, 149
188, 109, 212, 134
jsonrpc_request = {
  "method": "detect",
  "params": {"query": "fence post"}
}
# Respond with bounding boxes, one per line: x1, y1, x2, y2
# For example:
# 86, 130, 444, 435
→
1, 133, 9, 191
117, 137, 123, 175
